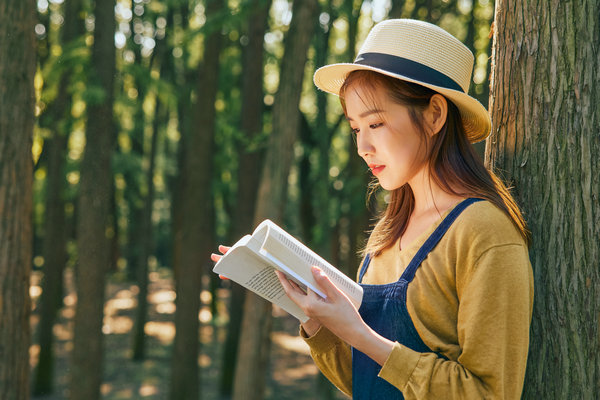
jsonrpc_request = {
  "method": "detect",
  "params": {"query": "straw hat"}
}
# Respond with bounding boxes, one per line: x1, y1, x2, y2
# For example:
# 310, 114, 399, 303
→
313, 19, 491, 143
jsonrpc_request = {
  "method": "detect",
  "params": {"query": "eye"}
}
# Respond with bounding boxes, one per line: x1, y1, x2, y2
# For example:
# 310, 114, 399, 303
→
369, 122, 383, 129
350, 127, 360, 135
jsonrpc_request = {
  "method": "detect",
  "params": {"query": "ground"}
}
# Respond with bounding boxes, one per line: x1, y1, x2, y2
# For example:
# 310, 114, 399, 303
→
29, 268, 348, 399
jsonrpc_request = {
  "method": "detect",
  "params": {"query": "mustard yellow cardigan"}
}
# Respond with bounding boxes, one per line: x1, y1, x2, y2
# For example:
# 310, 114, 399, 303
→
302, 201, 534, 399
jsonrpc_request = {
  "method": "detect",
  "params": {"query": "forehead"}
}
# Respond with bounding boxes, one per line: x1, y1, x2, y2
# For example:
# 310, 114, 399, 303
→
343, 83, 390, 116
344, 80, 387, 103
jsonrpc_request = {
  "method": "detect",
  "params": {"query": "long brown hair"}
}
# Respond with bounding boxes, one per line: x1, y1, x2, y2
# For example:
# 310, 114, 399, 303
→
339, 70, 531, 256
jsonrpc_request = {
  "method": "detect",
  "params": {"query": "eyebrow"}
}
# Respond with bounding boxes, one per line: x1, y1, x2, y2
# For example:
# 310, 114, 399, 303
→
346, 109, 384, 122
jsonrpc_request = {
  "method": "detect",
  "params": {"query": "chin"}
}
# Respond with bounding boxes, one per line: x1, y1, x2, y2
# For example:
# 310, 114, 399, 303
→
378, 180, 405, 191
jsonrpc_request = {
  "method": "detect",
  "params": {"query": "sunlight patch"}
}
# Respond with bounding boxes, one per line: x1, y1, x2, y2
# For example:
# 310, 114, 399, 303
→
272, 332, 311, 355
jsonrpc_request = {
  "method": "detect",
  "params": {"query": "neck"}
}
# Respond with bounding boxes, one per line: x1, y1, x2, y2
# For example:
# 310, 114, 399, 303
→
408, 166, 462, 217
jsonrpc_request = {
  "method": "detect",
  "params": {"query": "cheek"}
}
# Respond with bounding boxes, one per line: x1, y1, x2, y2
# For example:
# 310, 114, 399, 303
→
392, 132, 428, 170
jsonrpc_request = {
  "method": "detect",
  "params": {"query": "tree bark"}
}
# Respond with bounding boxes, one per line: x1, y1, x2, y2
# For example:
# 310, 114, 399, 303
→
69, 0, 116, 398
232, 1, 319, 399
169, 1, 224, 399
33, 0, 81, 394
487, 1, 600, 398
220, 0, 270, 397
0, 1, 36, 399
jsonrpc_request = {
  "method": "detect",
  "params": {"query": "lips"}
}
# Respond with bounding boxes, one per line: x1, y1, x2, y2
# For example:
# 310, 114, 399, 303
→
368, 164, 385, 176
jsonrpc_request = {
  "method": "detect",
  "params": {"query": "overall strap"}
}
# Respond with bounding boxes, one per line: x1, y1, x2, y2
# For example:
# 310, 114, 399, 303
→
400, 198, 483, 283
358, 254, 371, 284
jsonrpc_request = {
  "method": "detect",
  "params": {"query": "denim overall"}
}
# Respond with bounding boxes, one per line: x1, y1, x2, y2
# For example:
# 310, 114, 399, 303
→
352, 198, 482, 399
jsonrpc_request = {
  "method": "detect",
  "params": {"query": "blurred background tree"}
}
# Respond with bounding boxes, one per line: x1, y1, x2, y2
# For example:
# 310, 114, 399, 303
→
0, 1, 36, 399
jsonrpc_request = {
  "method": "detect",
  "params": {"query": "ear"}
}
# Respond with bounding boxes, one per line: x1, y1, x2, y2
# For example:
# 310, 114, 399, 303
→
424, 94, 448, 136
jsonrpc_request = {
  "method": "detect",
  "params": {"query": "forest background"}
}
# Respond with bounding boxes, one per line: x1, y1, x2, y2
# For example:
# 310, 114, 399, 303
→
0, 0, 598, 399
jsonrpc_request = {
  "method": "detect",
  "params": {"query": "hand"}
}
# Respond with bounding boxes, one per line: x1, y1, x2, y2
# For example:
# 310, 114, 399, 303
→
277, 266, 395, 366
276, 266, 365, 345
210, 245, 231, 280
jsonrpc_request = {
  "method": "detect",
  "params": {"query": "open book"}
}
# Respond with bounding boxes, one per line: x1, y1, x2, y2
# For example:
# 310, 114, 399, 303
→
212, 219, 363, 322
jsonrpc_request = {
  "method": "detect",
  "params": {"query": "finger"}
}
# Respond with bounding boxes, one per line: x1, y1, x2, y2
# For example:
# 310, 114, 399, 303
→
288, 278, 307, 295
276, 271, 295, 293
276, 271, 305, 297
218, 245, 231, 254
311, 266, 341, 299
210, 253, 222, 262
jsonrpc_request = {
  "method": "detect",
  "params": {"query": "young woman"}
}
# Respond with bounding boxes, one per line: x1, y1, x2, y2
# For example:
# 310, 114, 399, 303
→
213, 19, 533, 399
275, 19, 534, 399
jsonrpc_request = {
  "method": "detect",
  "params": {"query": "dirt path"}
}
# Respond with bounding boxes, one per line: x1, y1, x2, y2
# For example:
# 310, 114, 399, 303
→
29, 269, 347, 399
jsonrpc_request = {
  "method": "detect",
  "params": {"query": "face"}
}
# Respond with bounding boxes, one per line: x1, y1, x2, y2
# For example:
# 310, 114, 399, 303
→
344, 83, 428, 191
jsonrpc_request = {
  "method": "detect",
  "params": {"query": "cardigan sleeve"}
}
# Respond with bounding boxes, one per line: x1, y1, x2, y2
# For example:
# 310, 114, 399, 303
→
301, 325, 353, 397
378, 243, 534, 399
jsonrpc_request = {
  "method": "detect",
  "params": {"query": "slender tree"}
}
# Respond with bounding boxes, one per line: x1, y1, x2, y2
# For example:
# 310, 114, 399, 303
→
232, 1, 319, 399
0, 1, 36, 399
169, 0, 224, 398
69, 0, 116, 398
33, 0, 82, 394
131, 96, 161, 361
342, 0, 369, 277
219, 1, 271, 397
487, 0, 600, 398
389, 0, 406, 18
131, 14, 171, 360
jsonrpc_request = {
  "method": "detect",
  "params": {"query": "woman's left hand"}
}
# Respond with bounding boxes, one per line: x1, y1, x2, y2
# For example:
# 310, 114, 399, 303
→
277, 266, 395, 366
276, 266, 367, 347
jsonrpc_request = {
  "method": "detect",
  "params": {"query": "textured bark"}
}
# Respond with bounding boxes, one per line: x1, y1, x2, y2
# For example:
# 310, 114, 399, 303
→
33, 0, 81, 394
169, 1, 223, 398
219, 1, 270, 397
0, 1, 36, 399
486, 1, 600, 398
232, 1, 319, 399
69, 0, 116, 398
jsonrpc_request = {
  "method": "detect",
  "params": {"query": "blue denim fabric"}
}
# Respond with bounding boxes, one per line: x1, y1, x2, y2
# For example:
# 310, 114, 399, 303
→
352, 198, 483, 399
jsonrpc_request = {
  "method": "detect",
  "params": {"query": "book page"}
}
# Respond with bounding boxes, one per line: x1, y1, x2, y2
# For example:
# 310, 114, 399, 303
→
257, 221, 363, 309
213, 244, 309, 322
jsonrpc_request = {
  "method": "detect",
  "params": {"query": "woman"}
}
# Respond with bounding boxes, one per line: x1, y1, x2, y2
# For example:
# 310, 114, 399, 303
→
275, 19, 534, 399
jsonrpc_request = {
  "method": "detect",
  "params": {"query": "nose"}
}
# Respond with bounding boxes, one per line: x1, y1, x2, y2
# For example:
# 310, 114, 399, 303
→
356, 131, 374, 159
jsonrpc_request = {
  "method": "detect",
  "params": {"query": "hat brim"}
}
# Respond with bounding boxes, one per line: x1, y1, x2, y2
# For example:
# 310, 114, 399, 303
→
314, 63, 491, 143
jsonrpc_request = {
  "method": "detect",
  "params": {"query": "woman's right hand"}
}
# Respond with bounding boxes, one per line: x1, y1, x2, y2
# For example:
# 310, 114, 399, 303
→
210, 245, 231, 280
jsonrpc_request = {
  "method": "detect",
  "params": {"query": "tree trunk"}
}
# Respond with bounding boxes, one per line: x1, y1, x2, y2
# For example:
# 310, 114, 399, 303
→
69, 0, 116, 398
487, 1, 600, 398
0, 1, 36, 399
132, 98, 161, 361
232, 1, 319, 399
33, 0, 81, 394
219, 1, 270, 397
342, 0, 368, 277
169, 1, 224, 398
389, 0, 406, 18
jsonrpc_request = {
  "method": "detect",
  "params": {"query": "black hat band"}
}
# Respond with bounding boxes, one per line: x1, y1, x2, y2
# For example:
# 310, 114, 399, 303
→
354, 52, 464, 93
